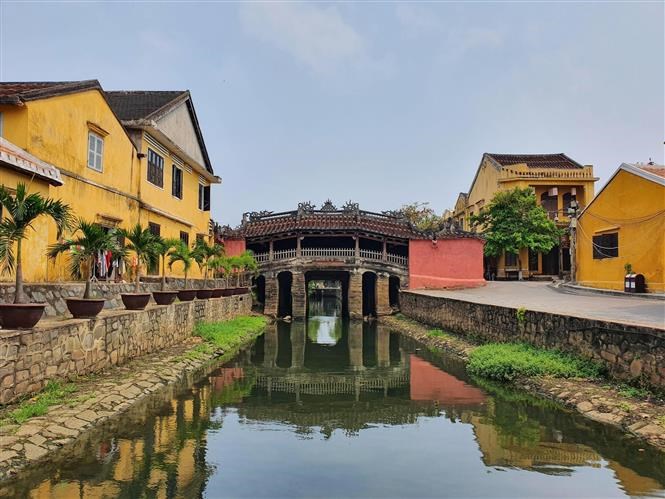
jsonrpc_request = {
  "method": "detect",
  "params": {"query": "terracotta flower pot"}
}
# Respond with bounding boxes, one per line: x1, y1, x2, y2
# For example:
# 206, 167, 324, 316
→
0, 303, 46, 329
196, 289, 213, 299
120, 293, 151, 310
152, 291, 178, 306
177, 289, 197, 302
66, 298, 105, 319
211, 288, 224, 298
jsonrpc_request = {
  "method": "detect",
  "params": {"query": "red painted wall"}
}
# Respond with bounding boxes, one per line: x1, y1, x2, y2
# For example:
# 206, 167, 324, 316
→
409, 355, 486, 407
223, 238, 246, 257
408, 238, 485, 289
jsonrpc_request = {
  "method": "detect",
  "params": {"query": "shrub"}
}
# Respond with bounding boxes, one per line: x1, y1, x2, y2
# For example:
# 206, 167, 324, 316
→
467, 342, 604, 381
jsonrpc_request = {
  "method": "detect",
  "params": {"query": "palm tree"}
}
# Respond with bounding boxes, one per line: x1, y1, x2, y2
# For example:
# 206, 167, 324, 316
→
119, 224, 159, 293
210, 255, 232, 288
0, 183, 73, 304
47, 220, 125, 299
168, 241, 194, 289
239, 250, 259, 286
192, 240, 224, 288
154, 236, 181, 291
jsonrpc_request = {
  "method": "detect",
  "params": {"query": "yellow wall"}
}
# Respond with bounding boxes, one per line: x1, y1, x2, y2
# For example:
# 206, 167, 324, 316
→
0, 89, 213, 283
577, 169, 664, 292
453, 156, 597, 277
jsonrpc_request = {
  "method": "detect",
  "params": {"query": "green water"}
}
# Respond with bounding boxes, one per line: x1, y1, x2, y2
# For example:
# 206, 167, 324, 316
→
4, 300, 665, 498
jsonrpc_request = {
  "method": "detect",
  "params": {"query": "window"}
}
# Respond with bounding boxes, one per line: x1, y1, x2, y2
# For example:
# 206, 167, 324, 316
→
87, 131, 104, 172
148, 222, 161, 237
505, 252, 518, 267
171, 165, 183, 199
528, 249, 539, 272
147, 149, 164, 187
592, 232, 618, 259
198, 183, 210, 211
540, 191, 558, 220
180, 231, 189, 245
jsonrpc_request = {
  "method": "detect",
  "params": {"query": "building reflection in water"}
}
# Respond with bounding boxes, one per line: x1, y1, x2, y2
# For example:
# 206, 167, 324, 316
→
8, 296, 665, 498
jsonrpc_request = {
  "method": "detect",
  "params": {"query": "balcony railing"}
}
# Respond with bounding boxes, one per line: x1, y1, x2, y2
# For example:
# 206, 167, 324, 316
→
253, 248, 408, 267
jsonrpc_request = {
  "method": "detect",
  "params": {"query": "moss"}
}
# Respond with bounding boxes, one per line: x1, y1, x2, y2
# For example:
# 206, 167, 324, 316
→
427, 328, 451, 339
467, 342, 604, 381
194, 315, 267, 351
1, 381, 78, 425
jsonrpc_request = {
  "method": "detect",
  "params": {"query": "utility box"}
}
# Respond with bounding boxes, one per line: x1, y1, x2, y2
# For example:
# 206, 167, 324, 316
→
634, 274, 646, 293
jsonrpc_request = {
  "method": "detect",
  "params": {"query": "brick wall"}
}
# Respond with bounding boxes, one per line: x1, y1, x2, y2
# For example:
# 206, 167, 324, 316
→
400, 291, 665, 388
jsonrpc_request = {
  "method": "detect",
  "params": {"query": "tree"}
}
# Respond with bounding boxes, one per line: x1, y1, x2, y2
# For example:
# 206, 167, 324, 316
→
397, 202, 446, 232
0, 183, 73, 304
168, 241, 194, 289
119, 224, 159, 293
154, 236, 182, 291
470, 187, 562, 276
239, 250, 258, 286
192, 240, 224, 288
48, 220, 125, 299
210, 255, 232, 288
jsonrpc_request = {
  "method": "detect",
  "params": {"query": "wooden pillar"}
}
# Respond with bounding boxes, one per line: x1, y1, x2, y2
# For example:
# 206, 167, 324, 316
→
264, 274, 278, 317
291, 271, 307, 319
376, 273, 391, 316
382, 239, 387, 261
354, 235, 360, 259
269, 241, 274, 261
296, 235, 302, 258
348, 270, 363, 320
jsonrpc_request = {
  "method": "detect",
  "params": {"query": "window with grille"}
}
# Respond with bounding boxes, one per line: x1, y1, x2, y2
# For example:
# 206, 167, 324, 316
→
148, 222, 161, 237
592, 232, 618, 259
87, 131, 104, 172
172, 165, 183, 199
147, 149, 164, 187
180, 231, 189, 245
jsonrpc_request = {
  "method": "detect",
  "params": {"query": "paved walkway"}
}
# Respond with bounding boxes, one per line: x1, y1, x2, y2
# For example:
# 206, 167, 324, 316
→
409, 282, 665, 329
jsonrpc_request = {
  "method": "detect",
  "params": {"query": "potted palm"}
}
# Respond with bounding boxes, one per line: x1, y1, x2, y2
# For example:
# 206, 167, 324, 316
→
168, 241, 196, 301
209, 254, 227, 298
119, 224, 158, 310
192, 240, 223, 299
152, 236, 181, 305
239, 250, 258, 294
48, 220, 124, 318
0, 183, 72, 329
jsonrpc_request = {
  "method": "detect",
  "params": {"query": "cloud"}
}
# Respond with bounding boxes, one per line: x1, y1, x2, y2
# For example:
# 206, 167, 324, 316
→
239, 3, 367, 75
395, 4, 441, 36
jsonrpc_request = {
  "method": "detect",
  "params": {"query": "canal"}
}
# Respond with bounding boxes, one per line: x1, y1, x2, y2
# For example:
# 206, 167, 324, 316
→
5, 297, 665, 498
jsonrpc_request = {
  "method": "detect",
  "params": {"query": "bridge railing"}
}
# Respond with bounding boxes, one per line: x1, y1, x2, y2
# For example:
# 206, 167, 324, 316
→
253, 248, 408, 267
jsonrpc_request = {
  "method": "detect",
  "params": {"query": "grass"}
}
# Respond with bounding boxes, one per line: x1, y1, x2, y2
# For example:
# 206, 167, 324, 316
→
617, 385, 651, 399
195, 315, 267, 351
427, 329, 451, 339
467, 342, 604, 382
172, 343, 216, 363
1, 381, 78, 425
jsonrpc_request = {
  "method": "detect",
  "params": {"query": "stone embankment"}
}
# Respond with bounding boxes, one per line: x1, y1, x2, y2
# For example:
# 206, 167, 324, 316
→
0, 317, 264, 483
1, 294, 251, 404
0, 279, 233, 317
400, 291, 665, 388
381, 315, 665, 452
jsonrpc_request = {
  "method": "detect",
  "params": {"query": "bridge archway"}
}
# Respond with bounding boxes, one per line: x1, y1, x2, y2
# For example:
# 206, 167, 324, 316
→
362, 271, 377, 317
389, 275, 400, 308
305, 270, 349, 318
254, 275, 266, 312
277, 271, 293, 317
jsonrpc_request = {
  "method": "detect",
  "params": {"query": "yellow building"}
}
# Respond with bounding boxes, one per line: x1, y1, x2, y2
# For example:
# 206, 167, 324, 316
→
576, 163, 665, 293
453, 153, 597, 279
0, 80, 220, 283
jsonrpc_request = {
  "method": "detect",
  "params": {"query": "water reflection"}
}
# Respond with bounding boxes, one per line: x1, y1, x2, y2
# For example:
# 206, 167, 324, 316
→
4, 302, 665, 498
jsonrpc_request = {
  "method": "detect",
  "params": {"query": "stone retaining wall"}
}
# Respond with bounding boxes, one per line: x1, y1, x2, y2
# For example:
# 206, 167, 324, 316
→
0, 294, 251, 404
400, 291, 665, 388
0, 279, 239, 317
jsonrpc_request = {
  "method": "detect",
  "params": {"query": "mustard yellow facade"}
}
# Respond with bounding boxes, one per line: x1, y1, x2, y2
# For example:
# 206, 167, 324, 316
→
453, 153, 597, 279
576, 164, 665, 293
0, 80, 219, 283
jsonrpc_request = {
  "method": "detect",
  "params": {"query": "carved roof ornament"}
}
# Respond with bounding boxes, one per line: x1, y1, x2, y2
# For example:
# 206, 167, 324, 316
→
341, 200, 359, 214
249, 210, 273, 222
320, 199, 337, 212
381, 209, 406, 219
297, 201, 316, 215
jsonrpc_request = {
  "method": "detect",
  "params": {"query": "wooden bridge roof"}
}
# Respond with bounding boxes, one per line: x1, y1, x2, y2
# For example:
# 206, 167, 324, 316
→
240, 201, 478, 241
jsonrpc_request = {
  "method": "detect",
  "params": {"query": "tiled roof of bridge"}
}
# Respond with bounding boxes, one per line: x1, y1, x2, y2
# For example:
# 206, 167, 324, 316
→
241, 206, 479, 240
486, 153, 585, 170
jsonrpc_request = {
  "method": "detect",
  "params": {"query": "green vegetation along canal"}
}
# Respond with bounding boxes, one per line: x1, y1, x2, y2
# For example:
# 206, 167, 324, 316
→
5, 297, 665, 498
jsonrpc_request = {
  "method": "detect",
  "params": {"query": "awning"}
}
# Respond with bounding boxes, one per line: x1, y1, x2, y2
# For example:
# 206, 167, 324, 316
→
0, 136, 64, 186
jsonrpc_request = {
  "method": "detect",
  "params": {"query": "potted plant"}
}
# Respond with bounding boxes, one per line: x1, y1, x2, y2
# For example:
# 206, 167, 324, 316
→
239, 250, 258, 294
48, 220, 124, 318
192, 240, 223, 299
118, 224, 158, 310
152, 236, 181, 305
0, 183, 72, 328
168, 241, 196, 301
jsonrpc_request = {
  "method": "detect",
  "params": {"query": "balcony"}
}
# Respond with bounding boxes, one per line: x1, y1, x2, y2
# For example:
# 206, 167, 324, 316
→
253, 247, 408, 267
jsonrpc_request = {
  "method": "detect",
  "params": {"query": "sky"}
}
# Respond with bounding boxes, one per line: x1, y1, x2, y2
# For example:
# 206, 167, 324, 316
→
1, 1, 663, 226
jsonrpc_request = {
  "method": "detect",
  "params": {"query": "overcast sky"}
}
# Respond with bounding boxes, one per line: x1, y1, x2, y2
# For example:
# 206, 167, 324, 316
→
1, 2, 663, 226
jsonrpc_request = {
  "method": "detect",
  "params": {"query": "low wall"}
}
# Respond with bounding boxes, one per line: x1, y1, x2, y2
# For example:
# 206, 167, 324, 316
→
400, 291, 665, 388
0, 279, 238, 317
0, 294, 252, 404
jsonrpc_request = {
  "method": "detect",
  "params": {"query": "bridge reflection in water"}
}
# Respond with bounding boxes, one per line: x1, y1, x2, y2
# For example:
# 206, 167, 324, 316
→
10, 298, 665, 498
